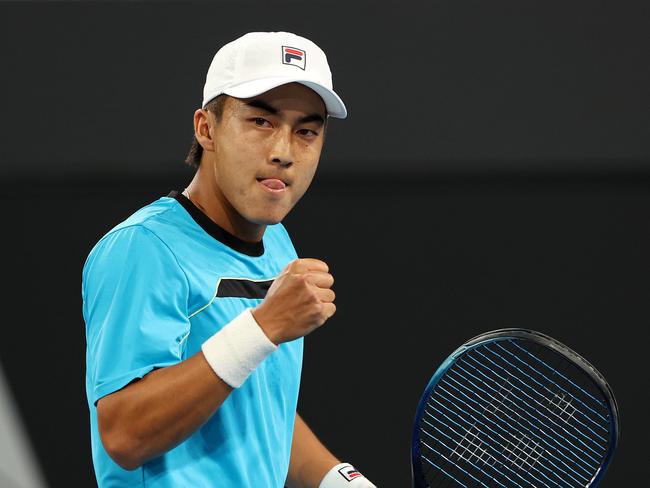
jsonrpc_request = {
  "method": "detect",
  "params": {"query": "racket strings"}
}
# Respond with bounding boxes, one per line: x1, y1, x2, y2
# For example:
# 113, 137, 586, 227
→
466, 350, 608, 457
441, 367, 595, 479
432, 370, 593, 485
494, 342, 610, 428
508, 341, 608, 414
426, 380, 586, 488
417, 339, 613, 487
454, 358, 604, 468
469, 343, 610, 458
422, 402, 559, 488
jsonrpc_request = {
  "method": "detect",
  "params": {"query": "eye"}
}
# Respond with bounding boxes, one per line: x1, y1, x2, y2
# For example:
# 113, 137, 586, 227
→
297, 128, 319, 137
253, 117, 271, 127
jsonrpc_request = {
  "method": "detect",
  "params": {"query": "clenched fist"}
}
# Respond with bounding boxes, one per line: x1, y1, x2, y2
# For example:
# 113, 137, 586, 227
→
252, 258, 336, 345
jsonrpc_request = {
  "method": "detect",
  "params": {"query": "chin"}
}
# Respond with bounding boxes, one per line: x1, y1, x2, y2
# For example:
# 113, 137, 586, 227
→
242, 198, 295, 226
248, 209, 289, 226
248, 216, 282, 226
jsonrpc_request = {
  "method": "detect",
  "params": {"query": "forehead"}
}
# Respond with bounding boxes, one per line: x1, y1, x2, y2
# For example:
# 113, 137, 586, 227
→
230, 82, 326, 117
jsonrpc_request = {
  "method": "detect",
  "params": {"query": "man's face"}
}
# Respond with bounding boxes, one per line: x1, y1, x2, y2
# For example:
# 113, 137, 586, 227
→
206, 83, 327, 225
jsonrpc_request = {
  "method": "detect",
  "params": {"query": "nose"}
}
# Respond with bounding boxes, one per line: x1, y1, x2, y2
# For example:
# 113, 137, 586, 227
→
269, 128, 293, 167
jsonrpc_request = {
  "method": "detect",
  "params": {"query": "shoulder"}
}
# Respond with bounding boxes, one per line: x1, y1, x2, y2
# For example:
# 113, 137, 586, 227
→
83, 197, 183, 275
111, 195, 179, 236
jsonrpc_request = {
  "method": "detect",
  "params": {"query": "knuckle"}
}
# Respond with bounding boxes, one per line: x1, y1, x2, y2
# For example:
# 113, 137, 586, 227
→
309, 289, 321, 303
313, 302, 325, 316
291, 272, 308, 286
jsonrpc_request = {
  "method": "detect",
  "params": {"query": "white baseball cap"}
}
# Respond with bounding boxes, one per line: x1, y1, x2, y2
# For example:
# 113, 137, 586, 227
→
202, 31, 347, 119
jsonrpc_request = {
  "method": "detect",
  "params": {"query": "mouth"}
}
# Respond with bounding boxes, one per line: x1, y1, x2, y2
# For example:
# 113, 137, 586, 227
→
256, 177, 289, 193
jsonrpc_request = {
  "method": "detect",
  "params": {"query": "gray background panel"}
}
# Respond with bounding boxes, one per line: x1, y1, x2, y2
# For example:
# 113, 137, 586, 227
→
1, 0, 649, 176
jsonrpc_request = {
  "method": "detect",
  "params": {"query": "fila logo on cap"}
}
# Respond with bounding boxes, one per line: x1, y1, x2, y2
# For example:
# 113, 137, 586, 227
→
282, 46, 306, 70
338, 464, 363, 482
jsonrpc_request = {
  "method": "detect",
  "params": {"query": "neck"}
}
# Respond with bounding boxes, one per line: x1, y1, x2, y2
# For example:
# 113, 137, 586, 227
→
185, 173, 266, 244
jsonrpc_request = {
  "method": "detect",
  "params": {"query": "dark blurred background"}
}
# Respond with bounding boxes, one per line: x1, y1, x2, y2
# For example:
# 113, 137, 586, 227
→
1, 1, 648, 486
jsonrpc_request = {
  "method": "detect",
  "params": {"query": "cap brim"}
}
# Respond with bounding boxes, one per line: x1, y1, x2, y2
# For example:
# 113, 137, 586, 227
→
216, 77, 347, 119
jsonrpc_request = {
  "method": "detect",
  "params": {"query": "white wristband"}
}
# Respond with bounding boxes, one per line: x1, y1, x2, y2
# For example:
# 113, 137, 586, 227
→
201, 308, 277, 388
319, 463, 377, 488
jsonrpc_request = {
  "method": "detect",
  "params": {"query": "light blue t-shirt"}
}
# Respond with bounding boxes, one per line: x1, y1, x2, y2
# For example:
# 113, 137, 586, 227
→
83, 191, 303, 487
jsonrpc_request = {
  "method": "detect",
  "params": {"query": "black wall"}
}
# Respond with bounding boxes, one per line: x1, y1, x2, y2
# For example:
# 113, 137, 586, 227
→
2, 1, 649, 486
2, 172, 648, 486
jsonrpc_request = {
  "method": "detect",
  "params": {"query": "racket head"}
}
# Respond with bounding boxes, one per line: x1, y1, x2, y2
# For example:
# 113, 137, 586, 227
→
411, 328, 620, 488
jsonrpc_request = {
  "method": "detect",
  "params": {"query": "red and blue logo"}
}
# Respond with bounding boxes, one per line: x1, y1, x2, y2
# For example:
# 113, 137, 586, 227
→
282, 46, 306, 70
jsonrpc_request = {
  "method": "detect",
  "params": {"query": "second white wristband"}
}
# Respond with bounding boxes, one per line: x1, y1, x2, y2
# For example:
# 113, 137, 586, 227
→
201, 308, 277, 388
319, 463, 377, 487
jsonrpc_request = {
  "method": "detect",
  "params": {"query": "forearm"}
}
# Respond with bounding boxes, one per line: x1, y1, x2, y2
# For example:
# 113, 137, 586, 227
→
287, 414, 340, 488
97, 351, 232, 470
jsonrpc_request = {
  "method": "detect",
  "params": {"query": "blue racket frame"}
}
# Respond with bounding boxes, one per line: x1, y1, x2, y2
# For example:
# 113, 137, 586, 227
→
411, 328, 620, 488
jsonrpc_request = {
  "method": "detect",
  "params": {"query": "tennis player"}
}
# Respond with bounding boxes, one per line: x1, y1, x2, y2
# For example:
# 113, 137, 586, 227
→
83, 32, 377, 487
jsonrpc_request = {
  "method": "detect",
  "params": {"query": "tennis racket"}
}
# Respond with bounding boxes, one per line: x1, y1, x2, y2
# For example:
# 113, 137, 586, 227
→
411, 329, 619, 487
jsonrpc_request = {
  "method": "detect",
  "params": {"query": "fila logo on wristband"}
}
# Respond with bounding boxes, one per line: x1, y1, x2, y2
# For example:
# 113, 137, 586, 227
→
282, 46, 306, 70
338, 465, 362, 481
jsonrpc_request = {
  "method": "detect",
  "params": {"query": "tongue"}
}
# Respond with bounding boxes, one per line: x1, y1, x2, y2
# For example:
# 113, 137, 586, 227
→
259, 179, 286, 190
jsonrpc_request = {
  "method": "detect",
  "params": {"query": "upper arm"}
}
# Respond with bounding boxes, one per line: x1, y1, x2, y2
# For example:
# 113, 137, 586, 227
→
83, 225, 191, 406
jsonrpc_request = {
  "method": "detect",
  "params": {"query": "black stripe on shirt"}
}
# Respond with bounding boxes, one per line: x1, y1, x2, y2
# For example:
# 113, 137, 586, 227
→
216, 278, 274, 299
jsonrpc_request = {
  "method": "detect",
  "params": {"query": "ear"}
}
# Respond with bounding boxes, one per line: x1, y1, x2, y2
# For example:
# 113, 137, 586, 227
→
193, 109, 215, 152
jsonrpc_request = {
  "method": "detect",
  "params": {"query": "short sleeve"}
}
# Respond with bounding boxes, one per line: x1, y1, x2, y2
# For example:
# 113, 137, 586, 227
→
83, 225, 191, 405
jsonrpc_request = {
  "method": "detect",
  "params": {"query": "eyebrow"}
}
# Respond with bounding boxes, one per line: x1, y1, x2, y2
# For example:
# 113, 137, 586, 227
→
245, 99, 325, 126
